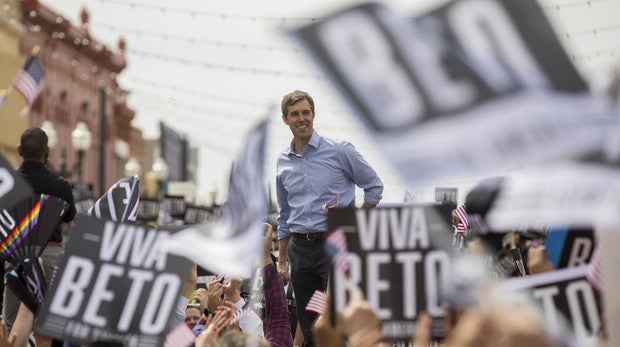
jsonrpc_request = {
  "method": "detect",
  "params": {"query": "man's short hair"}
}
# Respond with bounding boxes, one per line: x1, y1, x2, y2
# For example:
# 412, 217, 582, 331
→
20, 127, 48, 159
281, 90, 315, 116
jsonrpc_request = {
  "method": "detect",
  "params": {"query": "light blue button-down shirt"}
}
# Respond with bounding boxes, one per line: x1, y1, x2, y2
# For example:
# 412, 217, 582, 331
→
276, 131, 383, 239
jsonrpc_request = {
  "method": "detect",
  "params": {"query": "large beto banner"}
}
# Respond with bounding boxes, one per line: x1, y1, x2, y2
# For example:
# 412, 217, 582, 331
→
292, 0, 615, 189
327, 204, 454, 342
502, 266, 602, 340
35, 214, 190, 346
0, 153, 32, 210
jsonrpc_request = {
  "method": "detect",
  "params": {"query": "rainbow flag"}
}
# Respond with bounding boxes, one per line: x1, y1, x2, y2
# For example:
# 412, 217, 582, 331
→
0, 194, 49, 257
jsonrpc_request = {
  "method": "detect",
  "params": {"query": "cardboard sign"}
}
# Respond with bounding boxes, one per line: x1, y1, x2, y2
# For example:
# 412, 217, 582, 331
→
35, 214, 190, 346
502, 266, 602, 340
292, 0, 615, 189
327, 204, 454, 342
0, 153, 33, 210
545, 227, 595, 269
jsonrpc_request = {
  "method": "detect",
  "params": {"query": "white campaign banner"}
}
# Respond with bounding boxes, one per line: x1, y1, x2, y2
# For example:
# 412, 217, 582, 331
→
485, 162, 620, 230
291, 0, 617, 189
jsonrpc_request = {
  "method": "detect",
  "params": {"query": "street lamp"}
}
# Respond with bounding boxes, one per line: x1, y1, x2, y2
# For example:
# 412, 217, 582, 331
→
151, 156, 169, 196
71, 121, 92, 183
41, 121, 57, 149
124, 157, 142, 177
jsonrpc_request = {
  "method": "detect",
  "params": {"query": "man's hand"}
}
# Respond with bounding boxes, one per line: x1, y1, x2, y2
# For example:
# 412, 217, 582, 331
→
312, 294, 345, 347
342, 291, 380, 337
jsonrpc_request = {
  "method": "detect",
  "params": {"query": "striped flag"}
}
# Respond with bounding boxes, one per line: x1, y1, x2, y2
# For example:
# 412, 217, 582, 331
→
305, 290, 327, 314
324, 228, 349, 274
87, 176, 140, 222
586, 247, 603, 291
164, 323, 195, 347
453, 205, 469, 233
13, 57, 44, 106
230, 305, 252, 325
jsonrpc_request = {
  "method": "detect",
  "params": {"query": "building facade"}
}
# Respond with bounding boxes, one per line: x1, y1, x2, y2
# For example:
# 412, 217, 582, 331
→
18, 0, 144, 196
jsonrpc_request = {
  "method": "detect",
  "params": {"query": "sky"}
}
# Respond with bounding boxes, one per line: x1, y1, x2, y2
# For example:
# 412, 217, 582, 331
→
45, 0, 620, 205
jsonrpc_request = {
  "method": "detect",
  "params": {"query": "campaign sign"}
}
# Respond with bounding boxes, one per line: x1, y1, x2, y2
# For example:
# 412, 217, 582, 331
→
136, 197, 160, 224
502, 266, 602, 340
328, 204, 454, 342
292, 0, 615, 189
35, 214, 191, 346
545, 227, 595, 269
162, 195, 186, 220
0, 153, 32, 210
184, 205, 218, 225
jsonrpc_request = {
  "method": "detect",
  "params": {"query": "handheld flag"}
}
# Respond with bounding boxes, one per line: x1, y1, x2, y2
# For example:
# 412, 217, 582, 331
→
87, 176, 140, 222
165, 115, 271, 277
453, 205, 469, 233
305, 290, 327, 314
324, 228, 349, 275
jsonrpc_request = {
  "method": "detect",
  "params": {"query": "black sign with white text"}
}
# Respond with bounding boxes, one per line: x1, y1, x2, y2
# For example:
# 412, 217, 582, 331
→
293, 0, 615, 189
328, 205, 454, 342
502, 266, 602, 340
35, 214, 190, 346
137, 197, 160, 224
0, 153, 33, 210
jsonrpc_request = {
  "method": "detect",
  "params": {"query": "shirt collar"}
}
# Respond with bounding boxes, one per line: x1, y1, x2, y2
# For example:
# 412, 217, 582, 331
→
286, 131, 320, 155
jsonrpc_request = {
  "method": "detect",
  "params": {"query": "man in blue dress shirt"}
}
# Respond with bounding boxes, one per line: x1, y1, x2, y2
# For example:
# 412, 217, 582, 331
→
275, 90, 383, 346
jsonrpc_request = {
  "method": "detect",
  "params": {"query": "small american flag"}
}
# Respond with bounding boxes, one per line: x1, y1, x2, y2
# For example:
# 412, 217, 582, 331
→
164, 323, 195, 347
305, 290, 327, 314
229, 305, 251, 325
324, 228, 349, 274
453, 205, 469, 233
13, 57, 44, 106
586, 247, 603, 291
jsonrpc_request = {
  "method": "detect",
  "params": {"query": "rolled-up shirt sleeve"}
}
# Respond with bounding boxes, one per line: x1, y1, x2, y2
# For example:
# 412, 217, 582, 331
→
340, 142, 383, 205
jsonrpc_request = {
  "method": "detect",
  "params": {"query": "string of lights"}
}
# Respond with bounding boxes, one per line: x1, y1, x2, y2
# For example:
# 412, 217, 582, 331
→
127, 48, 324, 79
92, 22, 302, 53
92, 0, 620, 16
564, 23, 620, 38
570, 45, 620, 60
91, 0, 322, 23
123, 75, 269, 107
542, 0, 619, 10
122, 75, 354, 116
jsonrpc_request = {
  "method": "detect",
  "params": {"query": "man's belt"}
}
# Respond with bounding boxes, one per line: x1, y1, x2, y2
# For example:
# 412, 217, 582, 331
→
292, 232, 326, 241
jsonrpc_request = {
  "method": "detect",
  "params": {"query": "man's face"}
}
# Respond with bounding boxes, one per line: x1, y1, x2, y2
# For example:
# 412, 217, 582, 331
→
282, 99, 314, 141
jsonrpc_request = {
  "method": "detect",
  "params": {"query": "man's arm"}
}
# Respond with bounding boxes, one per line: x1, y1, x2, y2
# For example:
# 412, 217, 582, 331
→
277, 236, 291, 278
263, 225, 293, 347
339, 143, 383, 206
275, 176, 291, 278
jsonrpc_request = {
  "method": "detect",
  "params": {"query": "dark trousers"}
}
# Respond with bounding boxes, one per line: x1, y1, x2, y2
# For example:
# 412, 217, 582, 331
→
288, 237, 330, 347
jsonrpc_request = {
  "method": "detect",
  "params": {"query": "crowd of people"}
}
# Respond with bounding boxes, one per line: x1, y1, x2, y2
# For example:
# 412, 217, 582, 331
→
0, 90, 612, 347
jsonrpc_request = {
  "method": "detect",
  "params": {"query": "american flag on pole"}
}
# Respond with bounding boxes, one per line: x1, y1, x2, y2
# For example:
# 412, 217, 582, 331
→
324, 228, 349, 275
13, 56, 44, 107
164, 323, 195, 347
305, 290, 327, 314
453, 205, 469, 233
